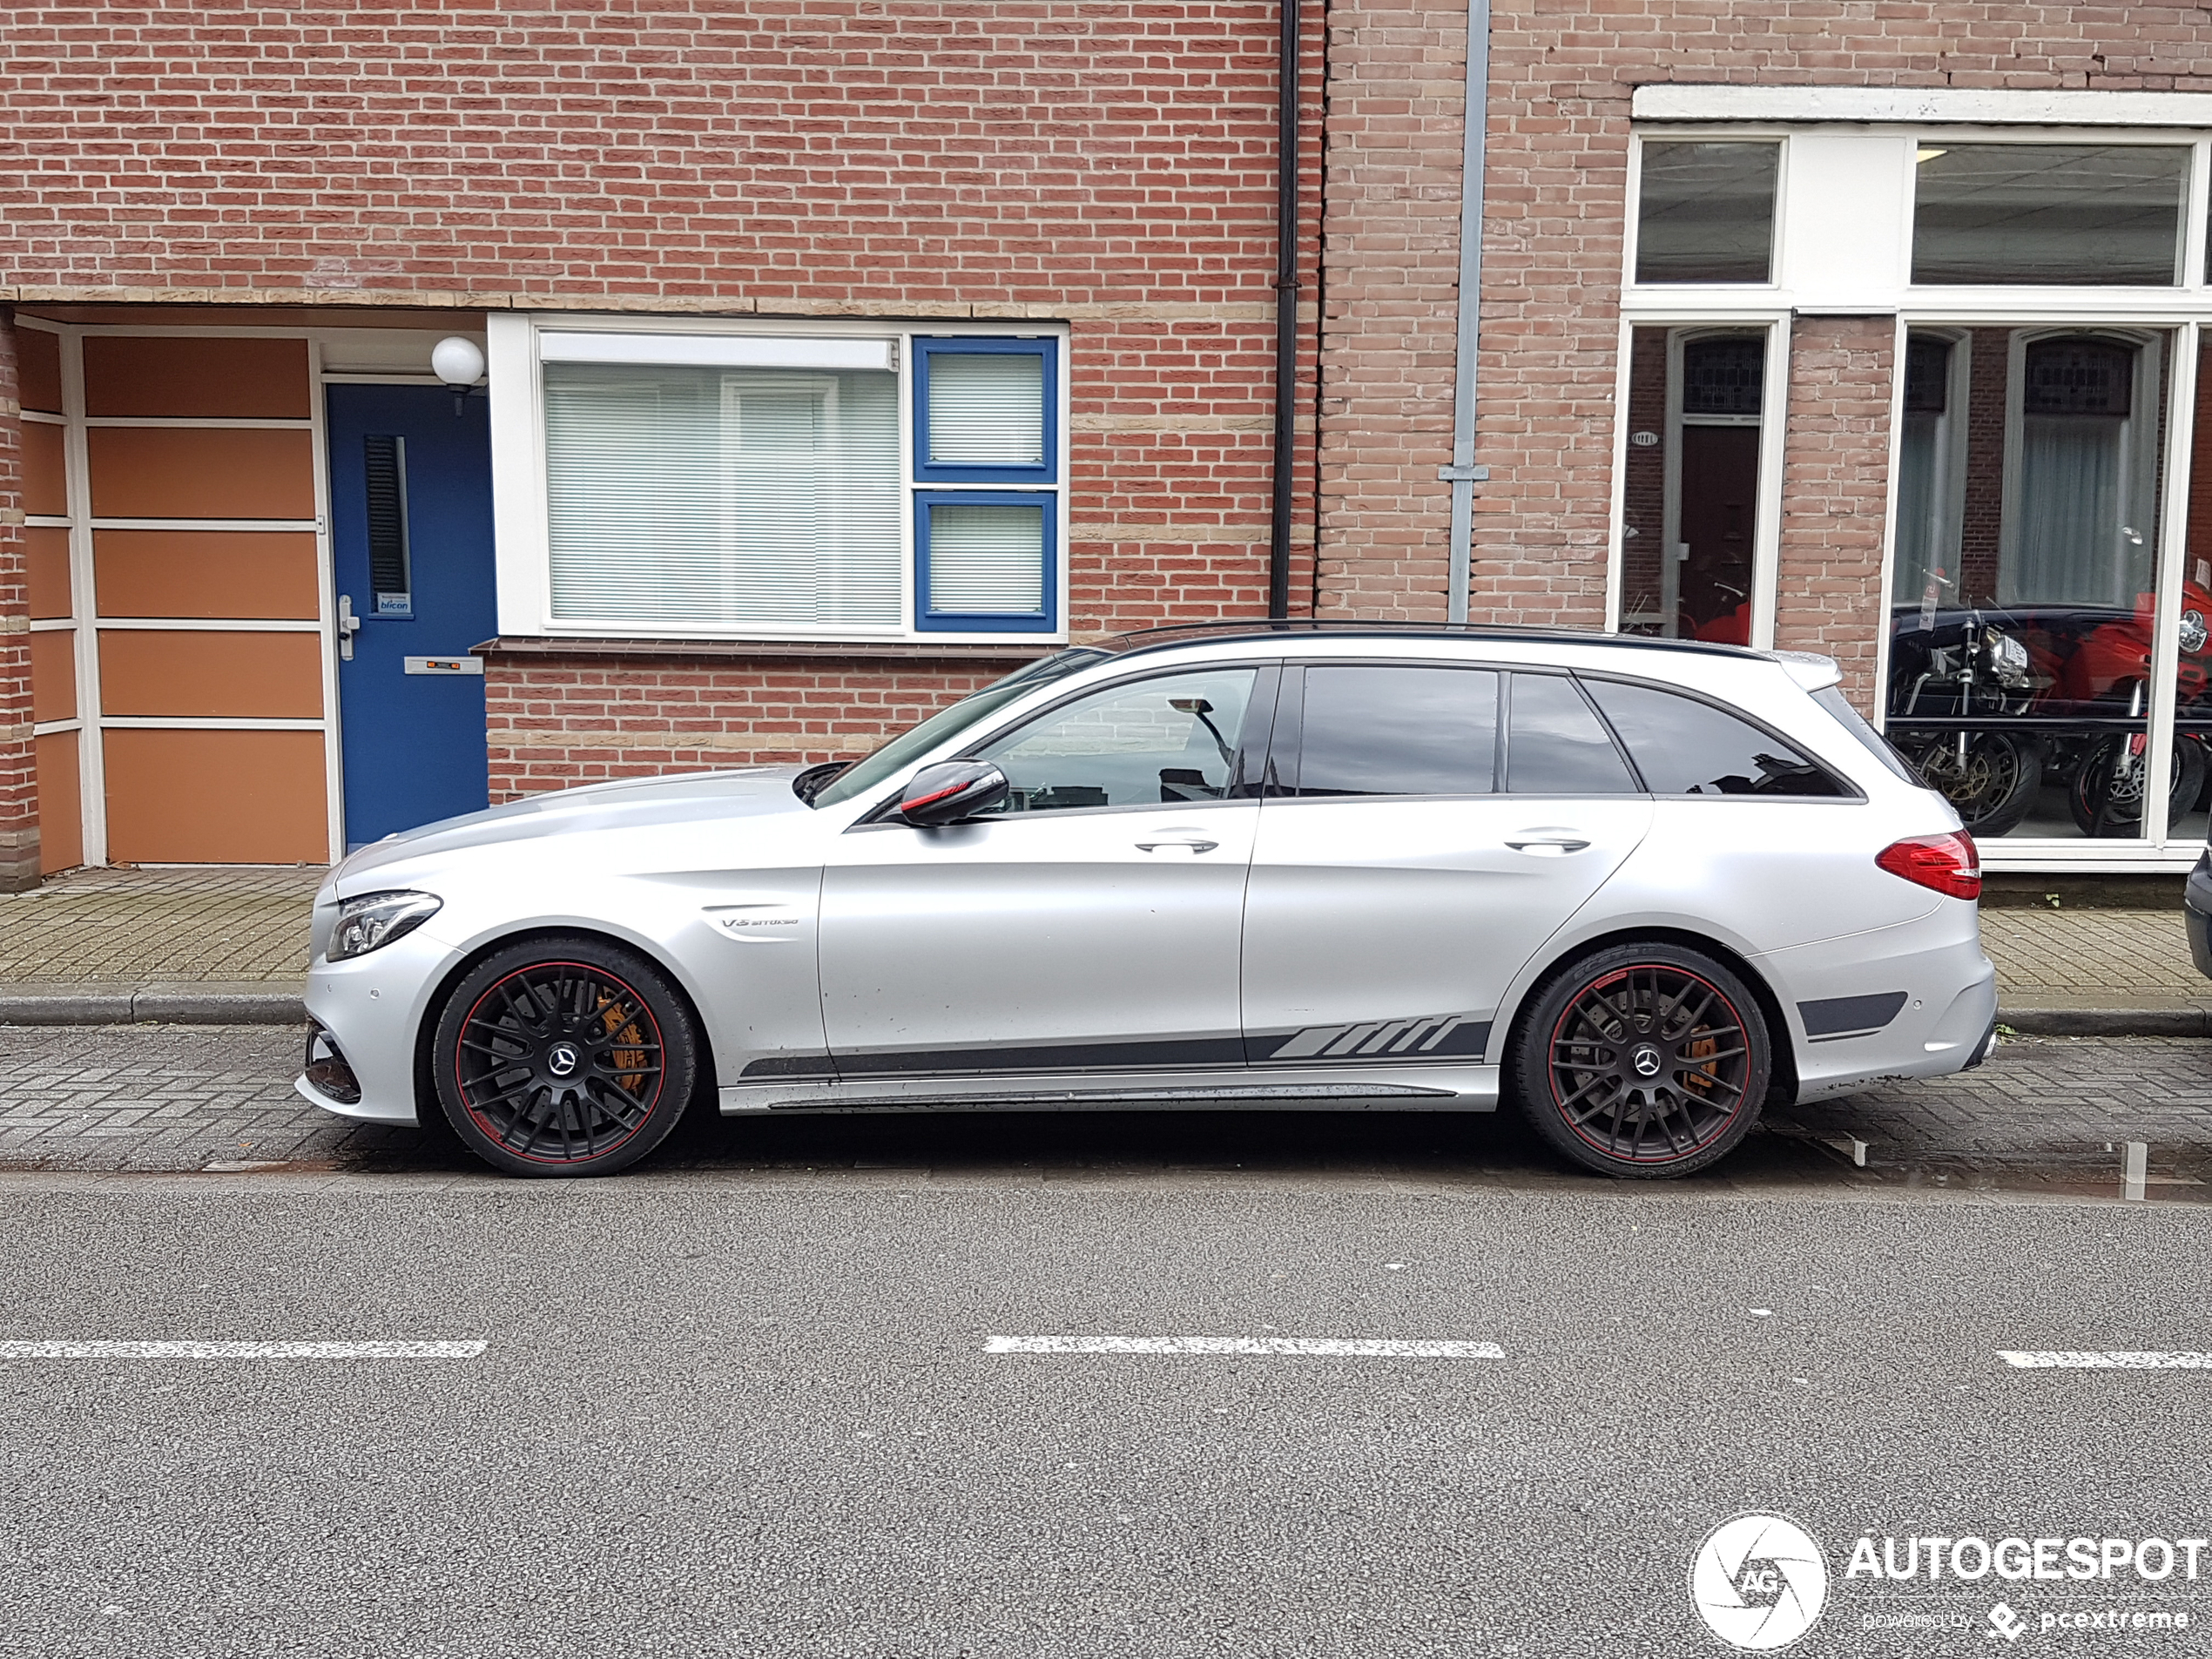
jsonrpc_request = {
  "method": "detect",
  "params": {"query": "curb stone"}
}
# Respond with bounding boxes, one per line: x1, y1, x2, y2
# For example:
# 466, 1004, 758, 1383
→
0, 982, 305, 1026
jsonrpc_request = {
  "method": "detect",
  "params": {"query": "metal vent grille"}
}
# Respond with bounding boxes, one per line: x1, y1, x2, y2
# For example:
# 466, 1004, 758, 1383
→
364, 434, 412, 613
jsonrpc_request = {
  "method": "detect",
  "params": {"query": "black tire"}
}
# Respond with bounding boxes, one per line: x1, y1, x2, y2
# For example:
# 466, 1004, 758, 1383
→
1909, 731, 2041, 838
431, 934, 700, 1177
1508, 942, 1772, 1179
2067, 734, 2207, 837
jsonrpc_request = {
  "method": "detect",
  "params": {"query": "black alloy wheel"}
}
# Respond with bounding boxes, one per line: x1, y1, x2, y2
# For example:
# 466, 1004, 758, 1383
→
1510, 942, 1771, 1178
432, 935, 700, 1177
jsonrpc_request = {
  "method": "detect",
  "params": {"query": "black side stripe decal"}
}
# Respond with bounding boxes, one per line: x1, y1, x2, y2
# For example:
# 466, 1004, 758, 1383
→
1248, 1015, 1492, 1065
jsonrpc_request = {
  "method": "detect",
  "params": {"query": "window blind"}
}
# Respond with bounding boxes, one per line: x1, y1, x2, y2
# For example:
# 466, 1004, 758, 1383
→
927, 353, 1045, 468
927, 502, 1046, 614
543, 362, 901, 629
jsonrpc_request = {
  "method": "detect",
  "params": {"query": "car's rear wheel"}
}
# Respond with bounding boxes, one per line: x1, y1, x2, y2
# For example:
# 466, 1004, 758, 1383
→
1509, 942, 1770, 1178
432, 935, 698, 1177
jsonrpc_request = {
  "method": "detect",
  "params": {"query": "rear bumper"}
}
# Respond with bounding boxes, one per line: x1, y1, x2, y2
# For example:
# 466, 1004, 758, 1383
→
2187, 853, 2212, 981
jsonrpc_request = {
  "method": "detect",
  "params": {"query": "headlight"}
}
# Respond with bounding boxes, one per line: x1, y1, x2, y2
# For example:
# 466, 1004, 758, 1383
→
328, 891, 442, 961
1983, 627, 2033, 686
2182, 610, 2208, 655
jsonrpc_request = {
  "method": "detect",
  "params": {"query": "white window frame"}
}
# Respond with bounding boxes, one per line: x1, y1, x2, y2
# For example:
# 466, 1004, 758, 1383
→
1615, 110, 2212, 870
488, 314, 1072, 645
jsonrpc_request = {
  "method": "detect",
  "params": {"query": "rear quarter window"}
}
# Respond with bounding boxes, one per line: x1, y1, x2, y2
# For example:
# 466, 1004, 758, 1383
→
1811, 685, 1925, 787
1581, 677, 1850, 798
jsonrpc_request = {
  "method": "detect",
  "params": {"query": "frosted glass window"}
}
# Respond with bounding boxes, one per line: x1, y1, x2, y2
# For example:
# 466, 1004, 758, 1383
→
927, 502, 1045, 615
1912, 145, 2187, 286
927, 353, 1045, 467
543, 361, 900, 630
1635, 143, 1778, 284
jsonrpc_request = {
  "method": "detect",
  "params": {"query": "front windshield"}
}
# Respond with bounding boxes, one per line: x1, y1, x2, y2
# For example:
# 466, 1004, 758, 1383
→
808, 649, 1110, 809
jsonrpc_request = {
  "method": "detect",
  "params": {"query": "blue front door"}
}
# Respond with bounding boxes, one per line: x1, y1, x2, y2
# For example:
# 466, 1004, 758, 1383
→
327, 385, 497, 849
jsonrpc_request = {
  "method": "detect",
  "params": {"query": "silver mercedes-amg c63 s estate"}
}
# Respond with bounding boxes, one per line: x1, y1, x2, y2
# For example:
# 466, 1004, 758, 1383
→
299, 624, 1998, 1179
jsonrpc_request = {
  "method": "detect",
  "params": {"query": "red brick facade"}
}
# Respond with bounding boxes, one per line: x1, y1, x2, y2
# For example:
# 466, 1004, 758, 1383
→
14, 4, 2212, 819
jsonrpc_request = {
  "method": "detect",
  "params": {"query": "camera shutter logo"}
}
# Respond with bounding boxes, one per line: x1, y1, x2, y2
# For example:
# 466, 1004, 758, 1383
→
1689, 1514, 1829, 1650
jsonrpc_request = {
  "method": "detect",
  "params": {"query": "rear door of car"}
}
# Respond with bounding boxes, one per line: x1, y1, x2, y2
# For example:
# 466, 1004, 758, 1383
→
1240, 662, 1653, 1067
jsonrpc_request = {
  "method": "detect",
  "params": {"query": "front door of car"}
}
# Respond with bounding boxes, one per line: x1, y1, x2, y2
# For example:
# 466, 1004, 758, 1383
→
817, 664, 1276, 1078
1241, 664, 1652, 1066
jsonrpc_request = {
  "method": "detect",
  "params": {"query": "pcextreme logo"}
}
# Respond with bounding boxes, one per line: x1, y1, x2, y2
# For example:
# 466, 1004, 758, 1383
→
1690, 1513, 1831, 1651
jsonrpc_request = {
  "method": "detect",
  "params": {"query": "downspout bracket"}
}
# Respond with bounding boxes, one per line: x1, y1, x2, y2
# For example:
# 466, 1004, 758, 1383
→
1437, 465, 1488, 483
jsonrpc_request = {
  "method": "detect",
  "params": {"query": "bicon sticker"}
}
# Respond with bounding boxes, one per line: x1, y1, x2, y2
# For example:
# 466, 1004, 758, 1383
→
1689, 1514, 1830, 1650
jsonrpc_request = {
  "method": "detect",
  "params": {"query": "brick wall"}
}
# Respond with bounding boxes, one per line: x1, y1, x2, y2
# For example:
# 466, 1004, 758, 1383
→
1386, 0, 2212, 637
3, 2, 1324, 799
1771, 315, 1896, 711
0, 316, 37, 889
482, 651, 1026, 797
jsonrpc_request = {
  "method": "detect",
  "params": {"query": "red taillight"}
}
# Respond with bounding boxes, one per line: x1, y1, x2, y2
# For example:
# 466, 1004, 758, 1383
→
1876, 832, 1981, 900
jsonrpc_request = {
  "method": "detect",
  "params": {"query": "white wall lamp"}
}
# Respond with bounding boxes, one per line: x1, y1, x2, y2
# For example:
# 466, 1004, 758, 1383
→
430, 335, 487, 416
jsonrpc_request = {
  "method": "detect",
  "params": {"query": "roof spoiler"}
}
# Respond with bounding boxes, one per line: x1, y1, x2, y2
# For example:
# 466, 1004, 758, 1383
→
1770, 650, 1844, 692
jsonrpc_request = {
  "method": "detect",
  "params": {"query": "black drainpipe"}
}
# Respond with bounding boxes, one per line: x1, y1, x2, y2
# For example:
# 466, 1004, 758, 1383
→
1266, 0, 1302, 620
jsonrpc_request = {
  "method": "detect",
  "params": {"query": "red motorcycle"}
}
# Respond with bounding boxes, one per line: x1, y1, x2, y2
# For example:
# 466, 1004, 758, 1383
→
2038, 580, 2212, 836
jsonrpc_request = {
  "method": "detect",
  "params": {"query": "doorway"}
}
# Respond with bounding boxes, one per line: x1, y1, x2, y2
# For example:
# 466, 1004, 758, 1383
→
325, 385, 497, 849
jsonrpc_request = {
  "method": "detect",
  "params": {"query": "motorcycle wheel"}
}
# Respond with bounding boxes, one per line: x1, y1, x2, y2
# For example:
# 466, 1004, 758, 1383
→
1910, 731, 2043, 838
2067, 734, 2209, 837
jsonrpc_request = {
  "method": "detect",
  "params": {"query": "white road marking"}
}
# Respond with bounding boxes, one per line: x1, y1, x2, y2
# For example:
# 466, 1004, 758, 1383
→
0, 1340, 488, 1359
2000, 1351, 2212, 1370
986, 1336, 1505, 1358
2123, 1141, 2149, 1202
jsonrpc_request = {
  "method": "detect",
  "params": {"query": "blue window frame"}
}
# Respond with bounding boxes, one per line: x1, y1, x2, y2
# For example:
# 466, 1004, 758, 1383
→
912, 337, 1059, 485
914, 491, 1058, 633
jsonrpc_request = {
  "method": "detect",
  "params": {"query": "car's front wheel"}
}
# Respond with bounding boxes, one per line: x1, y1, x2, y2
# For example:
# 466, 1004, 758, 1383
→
1509, 942, 1770, 1178
431, 935, 699, 1177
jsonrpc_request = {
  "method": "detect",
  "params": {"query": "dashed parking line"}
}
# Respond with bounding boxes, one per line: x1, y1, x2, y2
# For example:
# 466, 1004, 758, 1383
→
0, 1340, 488, 1359
986, 1336, 1506, 1358
2000, 1351, 2212, 1370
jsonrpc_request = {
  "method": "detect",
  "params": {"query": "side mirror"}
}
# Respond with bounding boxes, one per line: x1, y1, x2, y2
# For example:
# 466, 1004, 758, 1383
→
898, 760, 1008, 826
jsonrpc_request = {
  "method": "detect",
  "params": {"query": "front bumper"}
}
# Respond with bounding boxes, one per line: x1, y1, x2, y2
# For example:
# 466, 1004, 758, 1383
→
294, 924, 464, 1124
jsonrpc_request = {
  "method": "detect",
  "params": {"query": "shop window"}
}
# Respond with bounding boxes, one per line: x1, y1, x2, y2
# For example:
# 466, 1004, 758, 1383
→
1886, 326, 2180, 844
1634, 142, 1780, 284
1911, 145, 2188, 286
1618, 327, 1765, 645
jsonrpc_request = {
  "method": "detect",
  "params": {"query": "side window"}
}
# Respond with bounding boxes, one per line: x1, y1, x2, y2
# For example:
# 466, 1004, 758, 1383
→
1581, 677, 1849, 798
1291, 665, 1497, 797
1505, 674, 1641, 794
973, 669, 1259, 813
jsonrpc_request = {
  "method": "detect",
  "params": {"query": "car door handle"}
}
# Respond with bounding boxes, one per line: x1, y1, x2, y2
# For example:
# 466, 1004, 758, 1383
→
1505, 833, 1591, 853
1136, 837, 1220, 853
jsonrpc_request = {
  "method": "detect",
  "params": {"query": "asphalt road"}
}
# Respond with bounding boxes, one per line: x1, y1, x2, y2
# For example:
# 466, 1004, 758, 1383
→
4, 1166, 2212, 1657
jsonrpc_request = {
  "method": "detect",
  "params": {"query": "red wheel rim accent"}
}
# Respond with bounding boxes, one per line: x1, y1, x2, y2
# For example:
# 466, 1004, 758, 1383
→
452, 961, 666, 1166
1545, 964, 1750, 1164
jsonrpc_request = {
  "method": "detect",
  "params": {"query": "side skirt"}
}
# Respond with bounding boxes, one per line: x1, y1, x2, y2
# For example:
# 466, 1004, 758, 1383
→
719, 1062, 1501, 1116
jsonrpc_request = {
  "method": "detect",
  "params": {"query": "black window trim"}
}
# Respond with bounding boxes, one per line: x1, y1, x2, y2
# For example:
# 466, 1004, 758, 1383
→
857, 658, 1285, 825
1572, 669, 1866, 804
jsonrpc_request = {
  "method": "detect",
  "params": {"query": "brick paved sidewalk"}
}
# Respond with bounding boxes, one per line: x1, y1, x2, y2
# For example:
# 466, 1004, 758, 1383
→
0, 864, 2200, 1025
0, 865, 319, 983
